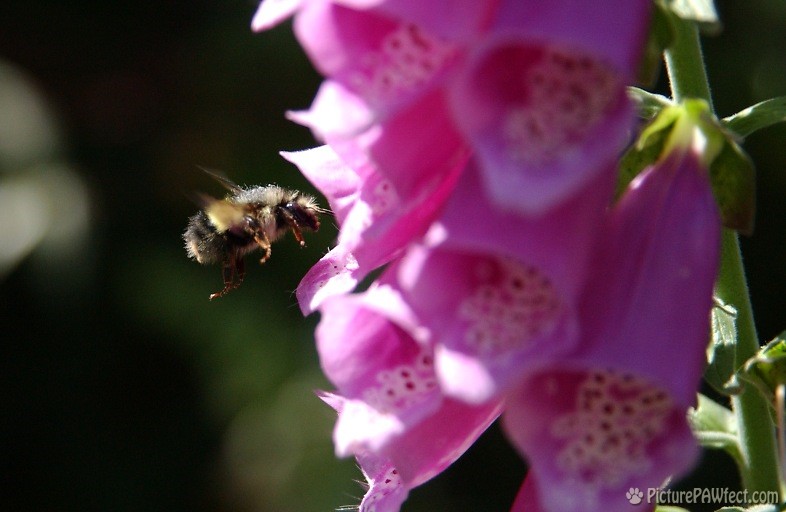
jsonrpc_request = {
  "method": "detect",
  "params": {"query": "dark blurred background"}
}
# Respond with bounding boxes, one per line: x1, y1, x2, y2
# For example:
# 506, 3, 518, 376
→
0, 1, 783, 511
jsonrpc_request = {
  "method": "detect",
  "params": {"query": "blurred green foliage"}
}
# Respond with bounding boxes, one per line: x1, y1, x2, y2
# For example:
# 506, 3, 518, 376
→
0, 1, 784, 511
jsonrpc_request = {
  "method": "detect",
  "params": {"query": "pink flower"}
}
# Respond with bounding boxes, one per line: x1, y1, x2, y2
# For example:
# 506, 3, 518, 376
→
282, 143, 464, 314
502, 146, 721, 512
395, 159, 616, 403
449, 0, 650, 214
316, 284, 502, 509
322, 392, 502, 512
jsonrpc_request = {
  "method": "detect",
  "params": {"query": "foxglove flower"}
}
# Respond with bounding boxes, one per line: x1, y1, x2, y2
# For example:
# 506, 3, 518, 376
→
503, 146, 721, 512
449, 0, 651, 213
282, 143, 464, 314
396, 159, 615, 404
280, 0, 473, 193
316, 284, 502, 509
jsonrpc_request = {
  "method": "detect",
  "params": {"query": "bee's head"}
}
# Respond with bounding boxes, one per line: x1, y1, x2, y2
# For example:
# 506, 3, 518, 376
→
284, 196, 322, 232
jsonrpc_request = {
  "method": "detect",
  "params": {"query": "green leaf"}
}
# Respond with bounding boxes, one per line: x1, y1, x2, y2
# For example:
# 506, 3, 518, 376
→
705, 298, 740, 395
741, 331, 786, 408
628, 87, 673, 120
707, 139, 756, 235
655, 507, 691, 512
723, 96, 786, 139
660, 0, 722, 34
688, 394, 741, 464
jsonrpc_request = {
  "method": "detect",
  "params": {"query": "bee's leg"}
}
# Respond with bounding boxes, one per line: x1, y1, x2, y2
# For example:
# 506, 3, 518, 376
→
210, 254, 243, 300
235, 256, 246, 286
209, 262, 234, 300
279, 209, 306, 247
290, 225, 306, 247
253, 232, 272, 264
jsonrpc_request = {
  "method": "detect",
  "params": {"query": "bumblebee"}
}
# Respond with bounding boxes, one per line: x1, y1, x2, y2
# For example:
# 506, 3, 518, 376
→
183, 170, 326, 300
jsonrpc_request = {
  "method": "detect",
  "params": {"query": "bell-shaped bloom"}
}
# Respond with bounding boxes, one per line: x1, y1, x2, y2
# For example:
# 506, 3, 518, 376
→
322, 391, 502, 512
292, 1, 461, 122
396, 159, 616, 404
502, 147, 721, 512
316, 284, 502, 510
283, 143, 464, 314
280, 2, 474, 203
448, 0, 650, 214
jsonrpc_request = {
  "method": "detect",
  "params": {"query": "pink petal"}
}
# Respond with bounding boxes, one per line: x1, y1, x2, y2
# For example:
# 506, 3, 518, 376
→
251, 0, 303, 32
294, 1, 459, 114
280, 145, 361, 225
577, 148, 721, 405
510, 475, 540, 512
296, 248, 360, 315
287, 80, 376, 138
489, 0, 652, 79
397, 161, 615, 403
316, 287, 443, 452
505, 369, 696, 512
450, 41, 632, 214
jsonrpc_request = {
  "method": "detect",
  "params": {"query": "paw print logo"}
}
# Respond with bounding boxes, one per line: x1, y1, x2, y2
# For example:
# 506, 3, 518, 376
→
626, 487, 644, 505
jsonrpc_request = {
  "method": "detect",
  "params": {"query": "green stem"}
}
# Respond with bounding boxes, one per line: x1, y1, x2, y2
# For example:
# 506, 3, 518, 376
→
664, 15, 781, 496
721, 231, 781, 495
663, 16, 712, 106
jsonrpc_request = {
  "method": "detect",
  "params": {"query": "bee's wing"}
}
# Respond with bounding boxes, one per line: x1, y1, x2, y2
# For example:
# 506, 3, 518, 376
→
196, 166, 242, 193
201, 196, 249, 233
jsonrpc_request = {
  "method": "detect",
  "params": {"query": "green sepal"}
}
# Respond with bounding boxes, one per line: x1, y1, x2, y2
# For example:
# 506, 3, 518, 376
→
707, 137, 756, 235
687, 394, 741, 464
705, 298, 742, 395
724, 96, 786, 139
616, 103, 681, 197
658, 0, 722, 35
740, 332, 786, 410
655, 507, 691, 512
617, 99, 757, 234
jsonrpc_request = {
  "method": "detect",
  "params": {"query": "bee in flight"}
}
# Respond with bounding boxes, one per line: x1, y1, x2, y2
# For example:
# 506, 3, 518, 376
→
183, 169, 327, 300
